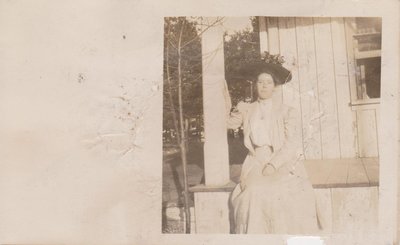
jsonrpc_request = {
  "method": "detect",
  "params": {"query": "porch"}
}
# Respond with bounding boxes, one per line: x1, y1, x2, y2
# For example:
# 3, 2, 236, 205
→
162, 136, 379, 234
188, 16, 381, 235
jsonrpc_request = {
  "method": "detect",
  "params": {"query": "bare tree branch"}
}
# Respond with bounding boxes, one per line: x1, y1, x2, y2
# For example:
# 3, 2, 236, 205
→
181, 17, 225, 49
167, 39, 178, 50
165, 21, 181, 145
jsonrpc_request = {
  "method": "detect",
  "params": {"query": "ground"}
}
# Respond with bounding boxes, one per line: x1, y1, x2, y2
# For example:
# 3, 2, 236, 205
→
162, 134, 247, 233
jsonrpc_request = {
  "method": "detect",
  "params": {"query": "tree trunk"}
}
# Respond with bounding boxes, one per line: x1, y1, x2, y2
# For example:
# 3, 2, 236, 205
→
177, 18, 191, 233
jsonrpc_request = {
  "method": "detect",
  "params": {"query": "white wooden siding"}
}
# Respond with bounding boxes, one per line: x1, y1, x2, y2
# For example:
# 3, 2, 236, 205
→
258, 17, 268, 54
261, 17, 380, 159
266, 17, 280, 54
313, 17, 341, 159
294, 17, 323, 159
356, 108, 379, 157
330, 17, 359, 158
278, 17, 303, 154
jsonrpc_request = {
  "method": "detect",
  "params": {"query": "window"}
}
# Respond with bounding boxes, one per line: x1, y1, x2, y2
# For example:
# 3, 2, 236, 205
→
347, 17, 382, 105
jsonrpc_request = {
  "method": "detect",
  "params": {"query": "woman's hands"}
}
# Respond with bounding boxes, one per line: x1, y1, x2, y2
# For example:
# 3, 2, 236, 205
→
262, 163, 276, 176
240, 163, 276, 190
249, 149, 276, 176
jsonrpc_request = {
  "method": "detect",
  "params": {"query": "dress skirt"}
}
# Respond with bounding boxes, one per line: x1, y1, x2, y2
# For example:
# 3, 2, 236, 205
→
230, 148, 320, 234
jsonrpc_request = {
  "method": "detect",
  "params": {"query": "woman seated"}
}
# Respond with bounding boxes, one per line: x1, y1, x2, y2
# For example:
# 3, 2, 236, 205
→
225, 60, 320, 234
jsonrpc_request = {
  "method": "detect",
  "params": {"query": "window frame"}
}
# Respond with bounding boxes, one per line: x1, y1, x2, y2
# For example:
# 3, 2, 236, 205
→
345, 17, 382, 110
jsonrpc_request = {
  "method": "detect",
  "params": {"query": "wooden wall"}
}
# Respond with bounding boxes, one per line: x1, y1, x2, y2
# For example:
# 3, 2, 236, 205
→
259, 17, 380, 159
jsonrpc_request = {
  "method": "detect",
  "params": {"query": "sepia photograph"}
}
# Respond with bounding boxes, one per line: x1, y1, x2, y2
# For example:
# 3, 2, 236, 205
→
162, 16, 382, 235
0, 1, 398, 244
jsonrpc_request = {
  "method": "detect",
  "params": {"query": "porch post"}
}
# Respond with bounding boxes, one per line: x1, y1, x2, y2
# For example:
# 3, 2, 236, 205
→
190, 17, 232, 234
201, 17, 230, 186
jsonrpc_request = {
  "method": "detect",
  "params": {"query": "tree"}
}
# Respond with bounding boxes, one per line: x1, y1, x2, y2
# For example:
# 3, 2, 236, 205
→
163, 17, 204, 136
164, 17, 197, 234
163, 16, 225, 233
164, 17, 261, 134
224, 17, 261, 105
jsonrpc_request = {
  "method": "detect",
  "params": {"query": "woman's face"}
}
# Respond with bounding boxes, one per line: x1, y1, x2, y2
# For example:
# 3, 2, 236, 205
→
256, 73, 275, 100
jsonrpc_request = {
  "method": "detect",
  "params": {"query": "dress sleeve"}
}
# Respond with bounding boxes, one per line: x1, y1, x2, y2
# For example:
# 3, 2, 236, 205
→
222, 79, 243, 130
269, 105, 302, 170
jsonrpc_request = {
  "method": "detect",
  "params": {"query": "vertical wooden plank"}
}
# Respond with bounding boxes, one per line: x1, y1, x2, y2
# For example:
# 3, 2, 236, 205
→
266, 17, 283, 102
314, 188, 333, 233
331, 17, 358, 158
375, 106, 381, 156
279, 18, 300, 106
295, 17, 322, 160
258, 17, 269, 54
201, 18, 230, 185
313, 17, 341, 159
356, 109, 379, 157
278, 17, 303, 153
344, 18, 359, 102
266, 17, 280, 54
194, 192, 231, 233
331, 187, 378, 234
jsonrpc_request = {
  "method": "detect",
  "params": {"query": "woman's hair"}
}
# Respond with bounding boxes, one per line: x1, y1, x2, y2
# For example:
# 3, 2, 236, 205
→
254, 71, 277, 86
247, 61, 292, 86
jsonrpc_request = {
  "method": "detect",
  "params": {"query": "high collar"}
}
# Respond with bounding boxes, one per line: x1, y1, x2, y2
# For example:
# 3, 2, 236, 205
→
257, 97, 273, 105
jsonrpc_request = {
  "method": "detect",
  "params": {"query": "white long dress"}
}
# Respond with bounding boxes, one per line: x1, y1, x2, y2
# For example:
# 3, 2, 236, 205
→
229, 99, 320, 234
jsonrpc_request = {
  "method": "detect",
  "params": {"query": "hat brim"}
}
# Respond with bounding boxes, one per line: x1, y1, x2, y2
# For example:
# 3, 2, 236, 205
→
240, 61, 292, 85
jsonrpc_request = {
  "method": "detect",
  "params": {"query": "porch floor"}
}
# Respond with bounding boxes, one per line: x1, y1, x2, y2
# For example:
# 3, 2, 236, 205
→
162, 137, 379, 233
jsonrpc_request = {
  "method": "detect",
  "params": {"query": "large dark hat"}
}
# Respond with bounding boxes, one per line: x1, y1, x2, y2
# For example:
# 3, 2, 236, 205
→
243, 60, 292, 85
